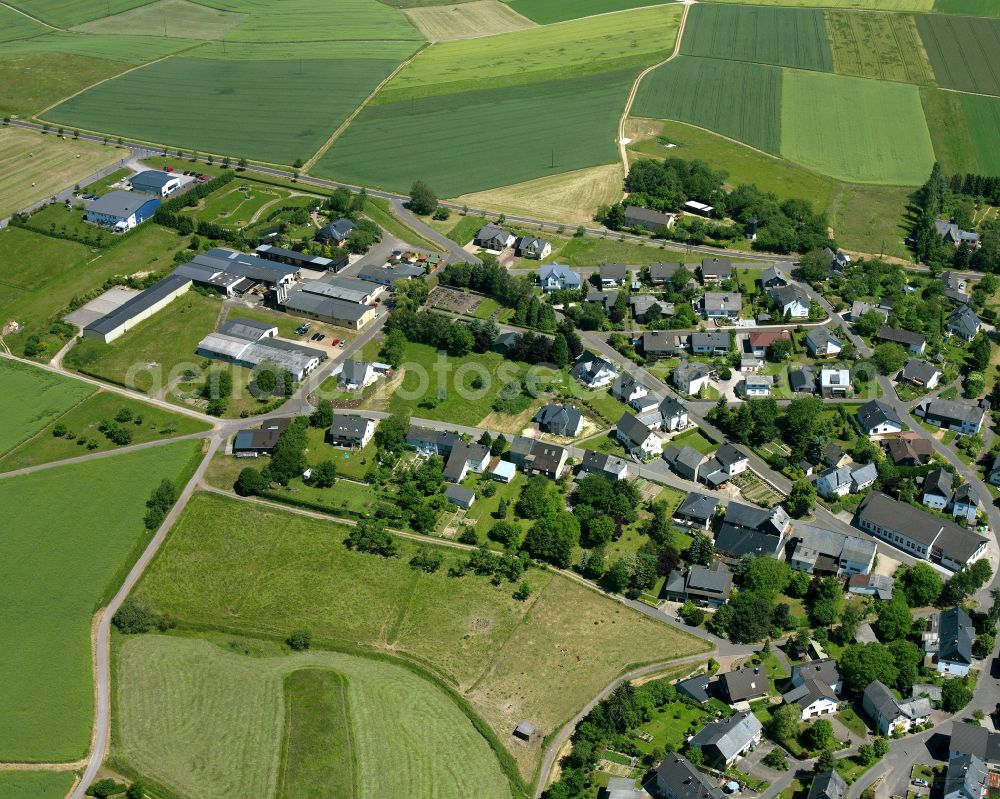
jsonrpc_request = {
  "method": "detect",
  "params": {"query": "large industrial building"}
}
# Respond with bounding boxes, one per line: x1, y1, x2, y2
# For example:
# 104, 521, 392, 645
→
174, 249, 298, 296
82, 274, 192, 343
85, 191, 160, 231
196, 317, 325, 380
129, 170, 181, 197
276, 277, 381, 330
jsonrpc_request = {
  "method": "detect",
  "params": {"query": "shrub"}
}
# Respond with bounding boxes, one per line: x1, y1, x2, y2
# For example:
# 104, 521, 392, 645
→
112, 599, 158, 634
52, 423, 67, 437
287, 629, 312, 651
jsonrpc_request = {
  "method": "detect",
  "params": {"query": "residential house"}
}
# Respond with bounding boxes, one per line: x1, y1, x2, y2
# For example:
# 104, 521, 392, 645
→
632, 394, 660, 414
863, 680, 931, 735
948, 305, 982, 341
935, 219, 981, 248
489, 459, 516, 483
943, 272, 972, 304
848, 573, 894, 600
474, 223, 515, 250
339, 359, 377, 391
691, 331, 731, 355
701, 257, 732, 284
851, 463, 878, 492
816, 465, 853, 499
656, 755, 725, 799
806, 327, 842, 358
673, 360, 714, 396
648, 262, 682, 285
782, 679, 839, 721
825, 247, 852, 272
623, 205, 676, 232
901, 358, 942, 389
673, 491, 718, 530
616, 412, 662, 460
856, 399, 903, 439
855, 492, 988, 571
524, 440, 568, 480
328, 414, 376, 449
823, 442, 851, 468
715, 502, 791, 558
599, 263, 639, 290
443, 442, 491, 482
718, 668, 770, 709
919, 398, 986, 435
659, 397, 689, 432
580, 450, 629, 481
700, 444, 750, 490
233, 417, 292, 456
689, 711, 762, 769
643, 330, 690, 359
924, 606, 975, 677
989, 453, 1000, 486
535, 403, 584, 437
604, 776, 649, 799
612, 374, 647, 405
791, 659, 843, 695
570, 350, 617, 388
444, 484, 476, 509
887, 433, 933, 466
677, 675, 715, 703
878, 326, 926, 354
702, 292, 742, 320
953, 483, 981, 524
665, 563, 733, 607
761, 266, 788, 289
508, 436, 536, 469
949, 722, 1000, 766
789, 366, 817, 394
807, 772, 848, 799
494, 331, 520, 353
943, 754, 988, 799
745, 330, 790, 358
663, 445, 704, 482
820, 368, 851, 398
789, 524, 876, 576
539, 264, 581, 292
770, 284, 810, 318
923, 468, 954, 510
317, 217, 355, 244
848, 301, 886, 323
513, 236, 551, 260
630, 294, 666, 322
741, 374, 773, 397
407, 425, 460, 456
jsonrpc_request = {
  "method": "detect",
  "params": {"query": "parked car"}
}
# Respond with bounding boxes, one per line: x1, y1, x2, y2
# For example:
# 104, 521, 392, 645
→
315, 334, 325, 342
913, 780, 929, 787
197, 175, 208, 182
339, 340, 346, 348
163, 166, 173, 172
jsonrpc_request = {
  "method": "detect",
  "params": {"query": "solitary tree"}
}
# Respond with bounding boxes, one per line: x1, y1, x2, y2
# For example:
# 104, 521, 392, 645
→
409, 180, 438, 215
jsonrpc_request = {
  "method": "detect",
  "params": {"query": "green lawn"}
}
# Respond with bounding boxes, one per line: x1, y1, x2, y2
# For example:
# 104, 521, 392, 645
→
134, 492, 710, 779
670, 427, 718, 455
828, 182, 914, 258
0, 439, 202, 761
0, 773, 77, 799
363, 196, 440, 251
447, 214, 489, 245
463, 473, 531, 540
0, 389, 208, 471
633, 699, 721, 756
837, 704, 870, 737
0, 359, 94, 457
114, 634, 511, 799
781, 71, 934, 185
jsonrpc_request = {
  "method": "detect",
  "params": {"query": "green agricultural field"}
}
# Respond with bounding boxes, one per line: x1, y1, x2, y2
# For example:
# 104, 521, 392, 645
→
507, 0, 676, 24
826, 10, 934, 84
958, 93, 1000, 175
0, 773, 76, 799
921, 87, 980, 175
0, 51, 129, 117
374, 4, 683, 102
134, 492, 709, 778
316, 70, 633, 197
0, 31, 203, 63
46, 54, 406, 166
194, 0, 423, 41
64, 290, 223, 394
0, 439, 202, 761
628, 118, 836, 211
829, 183, 914, 258
780, 71, 935, 185
0, 391, 210, 472
681, 4, 832, 71
115, 635, 512, 799
73, 0, 248, 39
0, 359, 93, 457
0, 4, 48, 42
633, 56, 783, 154
6, 0, 153, 26
933, 0, 1000, 15
917, 14, 1000, 96
703, 0, 933, 8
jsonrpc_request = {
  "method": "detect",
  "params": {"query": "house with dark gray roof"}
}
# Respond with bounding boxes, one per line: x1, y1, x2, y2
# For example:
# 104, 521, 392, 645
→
474, 223, 515, 250
339, 359, 377, 391
789, 523, 876, 576
443, 442, 490, 482
863, 680, 931, 735
659, 397, 688, 432
643, 330, 691, 358
918, 398, 986, 435
648, 262, 683, 284
770, 284, 810, 318
950, 722, 1000, 766
328, 414, 376, 449
673, 360, 714, 396
629, 293, 664, 321
701, 293, 741, 321
807, 771, 847, 799
719, 667, 770, 708
923, 467, 954, 510
791, 659, 842, 695
943, 754, 988, 799
535, 404, 584, 437
856, 399, 903, 438
715, 501, 790, 558
761, 265, 787, 288
942, 272, 971, 304
580, 450, 629, 481
953, 483, 981, 524
513, 236, 551, 260
935, 220, 981, 248
924, 606, 975, 677
407, 425, 460, 456
689, 710, 762, 768
616, 412, 662, 459
444, 484, 476, 508
782, 678, 838, 720
677, 563, 733, 607
691, 330, 731, 354
656, 754, 725, 799
612, 374, 648, 404
699, 443, 749, 489
878, 325, 926, 354
525, 440, 569, 479
624, 205, 677, 232
677, 674, 715, 703
233, 417, 292, 456
663, 445, 704, 482
571, 350, 617, 388
700, 257, 732, 283
948, 305, 983, 341
674, 491, 718, 529
805, 327, 842, 358
789, 366, 816, 394
901, 358, 941, 389
317, 217, 355, 244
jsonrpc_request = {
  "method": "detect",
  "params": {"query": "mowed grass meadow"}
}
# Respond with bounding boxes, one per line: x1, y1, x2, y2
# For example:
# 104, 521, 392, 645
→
917, 14, 1000, 97
681, 4, 833, 71
0, 773, 76, 799
316, 70, 634, 196
115, 635, 513, 799
780, 71, 935, 185
0, 360, 93, 457
46, 52, 410, 165
0, 439, 202, 761
135, 493, 709, 778
958, 93, 1000, 175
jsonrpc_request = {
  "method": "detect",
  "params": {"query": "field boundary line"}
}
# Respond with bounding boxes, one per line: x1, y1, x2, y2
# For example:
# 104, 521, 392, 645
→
302, 43, 429, 173
0, 387, 97, 465
0, 1, 61, 31
617, 0, 693, 179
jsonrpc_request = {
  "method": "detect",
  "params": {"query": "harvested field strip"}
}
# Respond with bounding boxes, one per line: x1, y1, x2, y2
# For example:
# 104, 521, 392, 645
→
374, 4, 683, 103
827, 10, 935, 84
681, 4, 832, 72
404, 0, 534, 41
45, 55, 404, 165
958, 93, 1000, 175
632, 56, 783, 154
71, 0, 247, 39
917, 13, 1000, 96
315, 70, 633, 197
780, 70, 935, 185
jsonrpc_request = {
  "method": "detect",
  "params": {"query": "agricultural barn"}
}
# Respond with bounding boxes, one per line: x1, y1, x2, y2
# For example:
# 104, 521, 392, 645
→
255, 244, 336, 271
196, 321, 325, 381
624, 205, 676, 232
82, 274, 191, 343
130, 170, 181, 197
85, 191, 160, 231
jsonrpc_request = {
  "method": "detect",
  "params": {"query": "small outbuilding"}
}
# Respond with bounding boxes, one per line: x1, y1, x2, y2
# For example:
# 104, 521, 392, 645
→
444, 484, 476, 509
513, 720, 536, 741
